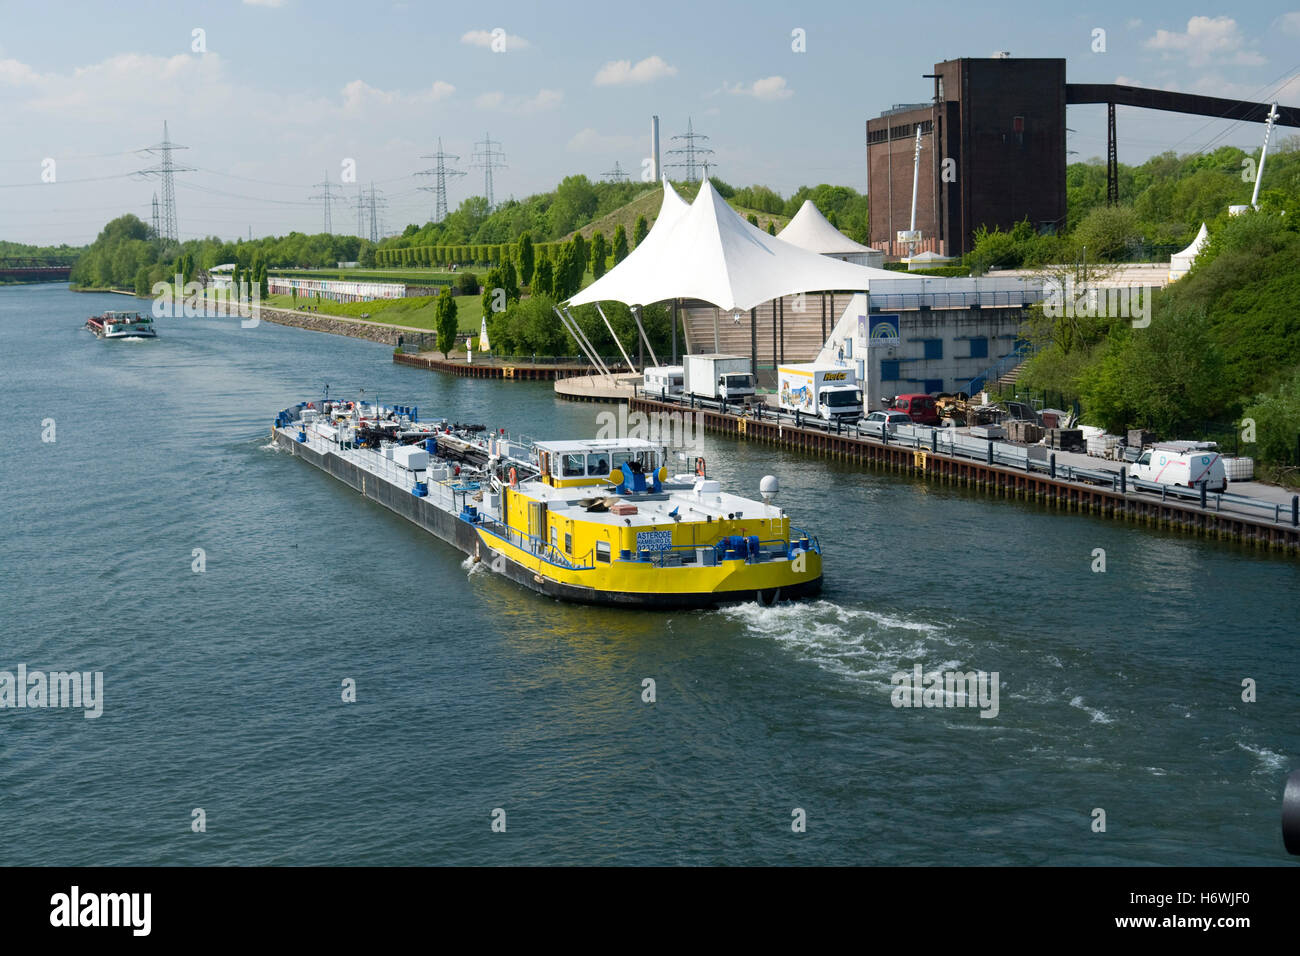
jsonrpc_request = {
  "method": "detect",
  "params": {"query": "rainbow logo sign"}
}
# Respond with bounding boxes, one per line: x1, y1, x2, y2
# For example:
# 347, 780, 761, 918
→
868, 315, 900, 345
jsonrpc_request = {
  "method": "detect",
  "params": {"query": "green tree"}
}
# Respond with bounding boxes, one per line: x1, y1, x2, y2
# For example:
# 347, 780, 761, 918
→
551, 243, 578, 301
747, 213, 759, 228
1242, 369, 1300, 472
1071, 204, 1142, 262
767, 221, 776, 236
517, 232, 535, 286
436, 289, 458, 357
589, 231, 608, 280
532, 257, 554, 298
633, 214, 648, 247
612, 224, 628, 265
501, 258, 520, 305
481, 266, 503, 316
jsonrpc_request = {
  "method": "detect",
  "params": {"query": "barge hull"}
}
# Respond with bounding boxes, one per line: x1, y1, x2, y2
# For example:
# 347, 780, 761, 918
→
274, 429, 819, 608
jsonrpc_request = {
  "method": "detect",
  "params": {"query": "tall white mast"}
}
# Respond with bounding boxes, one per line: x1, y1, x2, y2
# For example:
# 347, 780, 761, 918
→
1251, 103, 1279, 210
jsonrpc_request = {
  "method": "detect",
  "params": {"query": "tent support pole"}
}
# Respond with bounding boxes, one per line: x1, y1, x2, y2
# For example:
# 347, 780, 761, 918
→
595, 303, 637, 374
750, 308, 757, 385
554, 306, 608, 377
563, 307, 611, 377
631, 305, 660, 368
671, 298, 678, 364
771, 301, 776, 374
779, 296, 784, 364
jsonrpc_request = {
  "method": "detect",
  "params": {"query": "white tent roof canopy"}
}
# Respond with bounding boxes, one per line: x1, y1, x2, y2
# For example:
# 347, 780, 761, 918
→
1172, 222, 1209, 263
568, 180, 914, 312
777, 199, 875, 255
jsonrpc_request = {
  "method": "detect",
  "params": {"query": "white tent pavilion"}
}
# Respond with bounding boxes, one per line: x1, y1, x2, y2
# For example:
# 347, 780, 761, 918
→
569, 179, 908, 312
777, 199, 883, 267
1169, 222, 1209, 281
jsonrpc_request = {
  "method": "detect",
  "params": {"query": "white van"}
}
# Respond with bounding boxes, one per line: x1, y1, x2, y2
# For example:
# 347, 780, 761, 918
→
1128, 442, 1228, 492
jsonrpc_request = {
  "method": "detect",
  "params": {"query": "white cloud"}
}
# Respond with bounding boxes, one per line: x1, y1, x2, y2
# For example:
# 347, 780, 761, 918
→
593, 55, 677, 86
243, 0, 286, 6
1279, 12, 1300, 36
1144, 16, 1265, 67
475, 88, 562, 113
0, 58, 43, 86
461, 29, 530, 51
341, 78, 453, 113
724, 76, 793, 101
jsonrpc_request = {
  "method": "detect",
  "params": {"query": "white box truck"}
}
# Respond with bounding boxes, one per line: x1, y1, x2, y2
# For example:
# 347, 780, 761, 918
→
643, 365, 684, 398
778, 364, 863, 422
683, 354, 756, 403
1128, 442, 1227, 492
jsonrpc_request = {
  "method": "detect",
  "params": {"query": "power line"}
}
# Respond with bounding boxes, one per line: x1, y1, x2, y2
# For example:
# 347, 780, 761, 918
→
416, 137, 466, 223
600, 160, 630, 183
470, 133, 507, 211
310, 172, 337, 234
665, 117, 714, 184
135, 121, 193, 243
351, 181, 388, 242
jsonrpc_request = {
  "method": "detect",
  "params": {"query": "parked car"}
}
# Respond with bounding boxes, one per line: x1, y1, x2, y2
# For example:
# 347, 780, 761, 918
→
890, 393, 941, 426
861, 410, 914, 436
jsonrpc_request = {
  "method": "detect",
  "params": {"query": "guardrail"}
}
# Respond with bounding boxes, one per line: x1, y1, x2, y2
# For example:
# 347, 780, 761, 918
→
477, 514, 592, 570
641, 395, 1300, 528
867, 289, 1044, 311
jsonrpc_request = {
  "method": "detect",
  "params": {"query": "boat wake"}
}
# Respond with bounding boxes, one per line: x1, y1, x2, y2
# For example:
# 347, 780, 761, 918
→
1067, 695, 1114, 724
1237, 741, 1287, 772
717, 599, 963, 686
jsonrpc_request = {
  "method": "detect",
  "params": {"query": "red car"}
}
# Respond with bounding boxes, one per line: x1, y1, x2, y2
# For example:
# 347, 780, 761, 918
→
891, 394, 940, 426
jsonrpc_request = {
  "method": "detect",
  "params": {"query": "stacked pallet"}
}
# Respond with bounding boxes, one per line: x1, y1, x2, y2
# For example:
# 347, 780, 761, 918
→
1007, 421, 1044, 443
1046, 428, 1085, 452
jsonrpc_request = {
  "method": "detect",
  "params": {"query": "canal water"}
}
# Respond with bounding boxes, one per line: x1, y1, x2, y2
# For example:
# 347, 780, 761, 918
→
2, 283, 1297, 865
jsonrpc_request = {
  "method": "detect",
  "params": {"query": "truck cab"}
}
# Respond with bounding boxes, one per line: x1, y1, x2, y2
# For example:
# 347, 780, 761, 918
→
718, 372, 756, 402
818, 385, 863, 421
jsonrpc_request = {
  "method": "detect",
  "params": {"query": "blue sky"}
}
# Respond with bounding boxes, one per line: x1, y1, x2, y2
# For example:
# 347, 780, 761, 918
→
2, 0, 1298, 243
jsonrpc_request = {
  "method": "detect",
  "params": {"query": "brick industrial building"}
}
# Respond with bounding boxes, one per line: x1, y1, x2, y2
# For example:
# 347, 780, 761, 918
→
867, 56, 1067, 258
867, 55, 1299, 258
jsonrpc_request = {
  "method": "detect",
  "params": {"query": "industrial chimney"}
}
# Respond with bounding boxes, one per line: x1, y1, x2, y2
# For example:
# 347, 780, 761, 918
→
651, 115, 661, 181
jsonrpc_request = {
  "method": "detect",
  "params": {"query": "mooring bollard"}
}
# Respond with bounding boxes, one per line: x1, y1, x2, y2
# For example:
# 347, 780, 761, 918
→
986, 442, 993, 465
1120, 469, 1126, 494
1050, 453, 1056, 479
1293, 495, 1298, 527
1200, 481, 1208, 509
